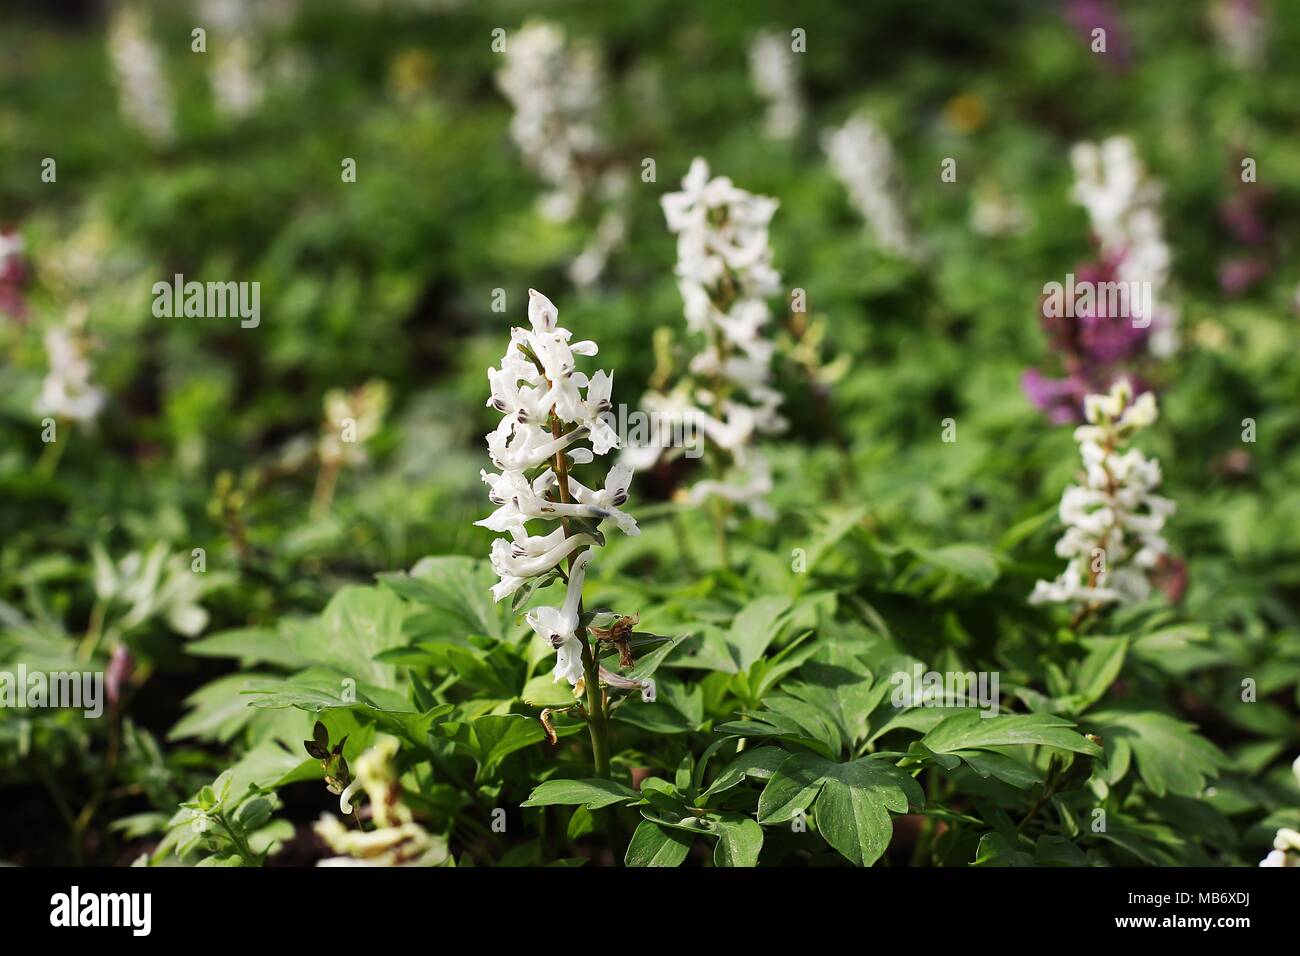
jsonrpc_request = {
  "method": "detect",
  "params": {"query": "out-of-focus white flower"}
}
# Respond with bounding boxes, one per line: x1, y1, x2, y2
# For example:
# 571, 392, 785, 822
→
1210, 0, 1266, 69
1031, 379, 1175, 608
1070, 136, 1178, 355
91, 541, 232, 636
315, 738, 450, 867
479, 289, 639, 684
211, 36, 262, 118
688, 445, 776, 521
822, 113, 916, 258
318, 380, 390, 469
0, 231, 22, 263
495, 21, 604, 223
1259, 827, 1300, 867
496, 25, 629, 287
628, 159, 785, 518
36, 324, 106, 424
1263, 754, 1300, 864
748, 31, 803, 141
970, 183, 1033, 237
106, 5, 175, 145
201, 0, 265, 119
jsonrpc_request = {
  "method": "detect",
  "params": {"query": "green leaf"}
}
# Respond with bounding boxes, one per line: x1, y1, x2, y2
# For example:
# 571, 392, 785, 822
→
379, 556, 505, 640
522, 778, 641, 810
235, 796, 274, 831
1073, 637, 1127, 707
973, 833, 1036, 867
713, 815, 764, 867
701, 746, 787, 799
169, 673, 275, 743
465, 714, 545, 778
727, 595, 792, 672
1090, 710, 1227, 798
788, 650, 887, 747
381, 641, 522, 698
244, 673, 450, 747
291, 586, 408, 689
624, 820, 694, 867
911, 544, 1002, 590
922, 712, 1102, 757
758, 752, 922, 867
1034, 835, 1089, 867
521, 674, 580, 708
813, 762, 922, 867
619, 632, 692, 681
953, 750, 1042, 789
186, 627, 313, 669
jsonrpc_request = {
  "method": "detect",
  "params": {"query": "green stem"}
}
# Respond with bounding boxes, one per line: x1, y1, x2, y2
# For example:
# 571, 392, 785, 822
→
36, 420, 69, 478
580, 632, 610, 777
669, 510, 698, 575
549, 411, 611, 778
215, 812, 259, 867
76, 601, 110, 661
312, 458, 341, 518
1017, 759, 1061, 834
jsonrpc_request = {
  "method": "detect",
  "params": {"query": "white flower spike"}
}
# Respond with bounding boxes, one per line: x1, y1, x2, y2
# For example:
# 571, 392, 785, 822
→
1070, 136, 1178, 356
822, 112, 917, 259
36, 325, 106, 425
495, 22, 604, 224
1031, 379, 1175, 609
106, 4, 175, 146
479, 289, 639, 686
749, 31, 804, 141
626, 159, 785, 521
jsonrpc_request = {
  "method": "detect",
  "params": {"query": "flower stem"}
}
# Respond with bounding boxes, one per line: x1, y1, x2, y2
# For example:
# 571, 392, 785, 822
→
669, 510, 698, 575
36, 420, 69, 478
579, 632, 610, 777
550, 414, 611, 778
312, 458, 340, 518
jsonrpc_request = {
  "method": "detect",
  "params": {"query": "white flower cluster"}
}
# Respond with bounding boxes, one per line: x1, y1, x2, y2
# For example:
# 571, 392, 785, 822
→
319, 380, 390, 469
822, 112, 916, 258
478, 289, 639, 686
106, 5, 175, 146
626, 159, 785, 519
970, 183, 1032, 238
748, 31, 803, 141
36, 324, 106, 425
1259, 756, 1300, 866
495, 22, 604, 224
1031, 379, 1175, 608
1070, 136, 1178, 355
